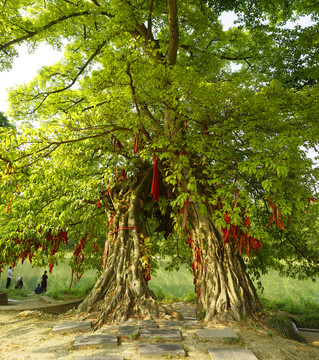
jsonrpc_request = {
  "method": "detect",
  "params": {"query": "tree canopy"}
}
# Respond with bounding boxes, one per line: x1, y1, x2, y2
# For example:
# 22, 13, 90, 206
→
0, 0, 319, 321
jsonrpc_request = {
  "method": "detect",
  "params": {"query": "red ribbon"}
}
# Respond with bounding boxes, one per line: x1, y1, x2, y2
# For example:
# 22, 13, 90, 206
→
107, 226, 142, 236
150, 157, 159, 202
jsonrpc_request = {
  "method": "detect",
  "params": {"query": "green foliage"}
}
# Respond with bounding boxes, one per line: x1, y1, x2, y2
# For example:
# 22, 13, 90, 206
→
260, 296, 319, 316
5, 287, 29, 299
128, 333, 138, 340
0, 112, 13, 128
183, 292, 198, 304
152, 288, 180, 303
222, 337, 243, 345
293, 315, 319, 330
0, 0, 319, 288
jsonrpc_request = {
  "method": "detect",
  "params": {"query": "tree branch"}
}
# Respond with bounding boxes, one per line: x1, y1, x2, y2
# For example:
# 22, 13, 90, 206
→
167, 0, 179, 65
0, 11, 90, 52
26, 40, 107, 113
147, 0, 154, 37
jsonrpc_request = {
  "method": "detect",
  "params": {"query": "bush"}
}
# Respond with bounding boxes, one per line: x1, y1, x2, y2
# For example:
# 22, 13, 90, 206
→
293, 314, 319, 329
266, 314, 307, 343
153, 287, 180, 303
183, 292, 197, 303
260, 296, 319, 315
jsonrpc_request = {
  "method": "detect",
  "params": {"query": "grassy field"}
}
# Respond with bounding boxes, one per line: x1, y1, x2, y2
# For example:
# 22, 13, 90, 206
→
3, 258, 319, 317
1, 261, 97, 299
257, 269, 319, 303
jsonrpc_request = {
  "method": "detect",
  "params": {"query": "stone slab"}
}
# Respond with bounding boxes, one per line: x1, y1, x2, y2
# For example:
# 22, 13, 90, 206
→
162, 320, 201, 328
117, 325, 140, 337
139, 343, 186, 357
138, 319, 158, 328
197, 329, 238, 340
208, 348, 258, 360
52, 321, 92, 333
74, 357, 124, 360
171, 302, 197, 319
73, 334, 118, 349
141, 328, 182, 341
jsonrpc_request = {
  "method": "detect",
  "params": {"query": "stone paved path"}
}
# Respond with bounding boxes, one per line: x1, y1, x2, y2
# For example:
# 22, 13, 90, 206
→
47, 302, 260, 359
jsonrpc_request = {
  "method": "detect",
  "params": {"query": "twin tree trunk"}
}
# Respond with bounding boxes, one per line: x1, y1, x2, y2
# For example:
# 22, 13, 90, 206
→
79, 170, 261, 326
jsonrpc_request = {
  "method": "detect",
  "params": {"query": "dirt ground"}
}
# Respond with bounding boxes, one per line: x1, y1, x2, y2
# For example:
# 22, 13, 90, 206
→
0, 297, 319, 360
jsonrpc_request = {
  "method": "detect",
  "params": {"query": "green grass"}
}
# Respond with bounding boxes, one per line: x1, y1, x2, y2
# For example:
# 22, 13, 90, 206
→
149, 260, 197, 303
3, 257, 319, 328
256, 269, 319, 304
1, 260, 97, 299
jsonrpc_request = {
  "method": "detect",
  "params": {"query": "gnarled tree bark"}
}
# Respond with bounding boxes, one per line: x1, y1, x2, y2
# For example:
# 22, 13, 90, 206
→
78, 167, 158, 326
188, 202, 261, 322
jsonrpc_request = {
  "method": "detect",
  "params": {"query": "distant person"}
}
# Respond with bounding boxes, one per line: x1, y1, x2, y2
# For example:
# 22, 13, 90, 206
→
41, 270, 48, 292
6, 266, 13, 289
35, 283, 42, 294
14, 276, 23, 289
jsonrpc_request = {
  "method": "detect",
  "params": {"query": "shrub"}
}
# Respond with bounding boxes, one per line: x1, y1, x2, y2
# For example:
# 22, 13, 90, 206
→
266, 314, 307, 343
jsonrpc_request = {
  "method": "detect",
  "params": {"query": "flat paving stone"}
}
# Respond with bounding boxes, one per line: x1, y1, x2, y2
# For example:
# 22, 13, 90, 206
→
141, 328, 182, 341
208, 348, 258, 360
171, 302, 197, 319
73, 334, 118, 349
52, 321, 92, 333
138, 319, 158, 328
139, 343, 186, 357
74, 357, 124, 360
117, 325, 140, 337
197, 329, 238, 340
162, 320, 201, 328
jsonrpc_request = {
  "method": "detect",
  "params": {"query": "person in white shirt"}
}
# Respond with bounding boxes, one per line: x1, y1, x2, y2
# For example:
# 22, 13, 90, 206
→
6, 266, 13, 289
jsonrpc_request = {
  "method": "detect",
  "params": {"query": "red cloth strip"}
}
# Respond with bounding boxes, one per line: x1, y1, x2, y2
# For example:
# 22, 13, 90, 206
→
107, 226, 142, 236
150, 157, 159, 202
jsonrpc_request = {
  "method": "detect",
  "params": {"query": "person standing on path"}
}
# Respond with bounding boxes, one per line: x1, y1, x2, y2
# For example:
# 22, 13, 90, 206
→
40, 270, 48, 292
6, 266, 13, 289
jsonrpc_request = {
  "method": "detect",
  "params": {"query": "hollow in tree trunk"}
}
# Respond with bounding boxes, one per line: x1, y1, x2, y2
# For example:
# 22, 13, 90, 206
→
78, 168, 158, 327
188, 202, 261, 322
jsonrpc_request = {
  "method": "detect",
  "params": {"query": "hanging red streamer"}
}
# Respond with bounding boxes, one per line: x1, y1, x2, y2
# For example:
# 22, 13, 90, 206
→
121, 169, 126, 181
150, 157, 159, 202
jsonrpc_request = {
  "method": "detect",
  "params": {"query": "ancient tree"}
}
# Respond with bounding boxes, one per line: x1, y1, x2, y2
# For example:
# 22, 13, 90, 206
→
1, 0, 319, 324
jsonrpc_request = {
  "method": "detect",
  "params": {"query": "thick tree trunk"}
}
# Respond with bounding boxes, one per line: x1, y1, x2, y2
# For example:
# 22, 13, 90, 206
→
189, 202, 261, 322
78, 169, 158, 327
